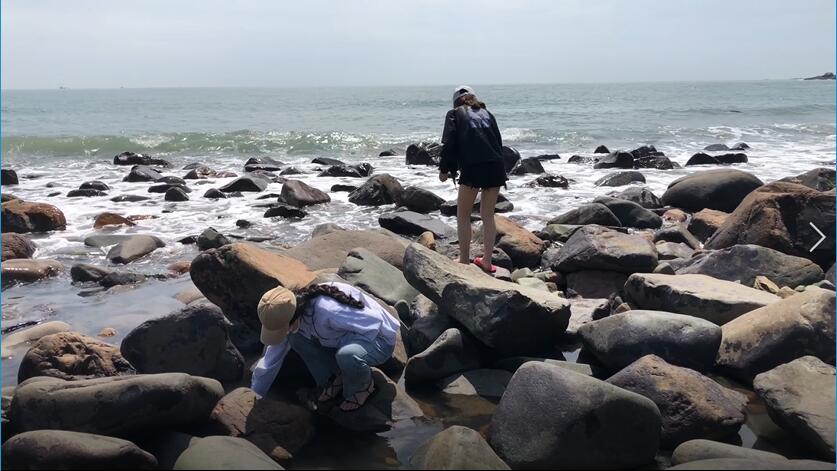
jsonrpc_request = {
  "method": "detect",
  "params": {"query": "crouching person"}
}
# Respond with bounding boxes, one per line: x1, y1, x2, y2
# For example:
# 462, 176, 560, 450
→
251, 282, 399, 411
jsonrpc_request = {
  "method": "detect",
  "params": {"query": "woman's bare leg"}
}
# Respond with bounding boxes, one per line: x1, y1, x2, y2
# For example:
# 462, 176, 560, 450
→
479, 187, 500, 270
457, 185, 480, 264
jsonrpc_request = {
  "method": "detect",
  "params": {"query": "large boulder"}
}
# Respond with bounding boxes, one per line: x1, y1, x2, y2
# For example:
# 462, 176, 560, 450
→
593, 196, 662, 229
609, 186, 663, 209
107, 235, 166, 264
661, 169, 764, 212
404, 328, 481, 387
379, 211, 455, 239
2, 258, 63, 285
404, 310, 453, 356
510, 157, 545, 175
317, 163, 373, 178
173, 436, 283, 470
18, 332, 135, 382
410, 426, 510, 470
406, 142, 442, 166
1, 430, 158, 470
2, 199, 67, 233
675, 245, 824, 288
492, 215, 547, 268
396, 186, 445, 213
565, 270, 627, 298
779, 167, 836, 191
489, 362, 661, 469
280, 180, 330, 207
208, 387, 315, 460
578, 310, 721, 372
121, 304, 245, 383
338, 248, 418, 306
753, 356, 835, 459
122, 165, 163, 182
501, 146, 521, 172
595, 171, 646, 187
1, 168, 19, 185
348, 174, 404, 206
2, 233, 36, 261
551, 225, 658, 274
624, 273, 780, 325
548, 203, 621, 227
716, 288, 835, 383
607, 355, 748, 447
285, 229, 408, 270
704, 182, 836, 268
404, 244, 571, 356
593, 151, 635, 169
10, 373, 224, 436
190, 243, 315, 328
220, 177, 269, 193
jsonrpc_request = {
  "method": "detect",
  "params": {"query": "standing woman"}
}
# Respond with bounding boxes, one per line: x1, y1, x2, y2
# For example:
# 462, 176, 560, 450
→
439, 85, 507, 273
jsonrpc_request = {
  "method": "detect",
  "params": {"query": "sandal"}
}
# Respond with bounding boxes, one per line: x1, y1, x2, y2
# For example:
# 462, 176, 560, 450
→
339, 380, 376, 412
318, 375, 343, 403
473, 256, 497, 274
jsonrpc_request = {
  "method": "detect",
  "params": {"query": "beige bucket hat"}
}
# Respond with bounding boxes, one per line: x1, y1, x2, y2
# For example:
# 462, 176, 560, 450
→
257, 286, 297, 345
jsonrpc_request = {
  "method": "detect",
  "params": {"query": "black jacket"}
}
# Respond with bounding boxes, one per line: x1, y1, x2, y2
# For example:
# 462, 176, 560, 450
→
439, 105, 504, 175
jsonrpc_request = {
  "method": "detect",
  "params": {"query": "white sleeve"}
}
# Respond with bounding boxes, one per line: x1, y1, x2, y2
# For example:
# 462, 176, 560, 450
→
250, 340, 291, 397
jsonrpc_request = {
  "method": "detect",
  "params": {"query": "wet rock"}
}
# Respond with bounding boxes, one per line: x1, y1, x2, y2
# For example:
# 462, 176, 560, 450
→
330, 184, 357, 193
595, 145, 610, 154
338, 248, 418, 306
439, 369, 512, 399
203, 188, 227, 199
244, 157, 284, 172
655, 241, 693, 260
404, 328, 481, 387
634, 155, 676, 171
661, 169, 764, 212
107, 235, 166, 264
11, 373, 224, 436
18, 332, 135, 382
1, 430, 158, 470
396, 186, 445, 213
410, 426, 510, 470
318, 163, 373, 178
220, 177, 269, 193
190, 243, 316, 329
197, 227, 230, 251
378, 149, 397, 157
565, 270, 627, 298
405, 311, 453, 356
313, 157, 345, 166
67, 189, 107, 198
207, 387, 314, 460
379, 211, 455, 239
1, 169, 19, 185
705, 182, 836, 268
278, 166, 303, 176
279, 180, 330, 207
184, 166, 235, 179
625, 273, 780, 325
1, 321, 72, 358
490, 215, 547, 268
284, 229, 408, 270
549, 202, 622, 227
121, 304, 244, 383
70, 263, 113, 283
754, 356, 835, 458
2, 199, 67, 233
404, 243, 570, 356
529, 174, 569, 188
686, 152, 721, 166
595, 171, 646, 187
99, 271, 146, 288
173, 436, 284, 470
717, 288, 835, 383
704, 144, 730, 152
551, 225, 658, 273
671, 440, 788, 466
406, 142, 442, 166
264, 204, 307, 219
676, 244, 824, 288
655, 225, 702, 250
779, 167, 836, 191
593, 196, 662, 229
510, 157, 545, 175
165, 187, 190, 201
111, 194, 151, 202
93, 212, 136, 229
688, 208, 729, 241
593, 151, 635, 169
2, 258, 63, 285
501, 146, 521, 172
123, 165, 164, 183
348, 174, 404, 206
113, 151, 170, 167
318, 368, 423, 433
1, 233, 36, 261
568, 154, 594, 164
158, 176, 187, 185
578, 310, 721, 372
607, 355, 748, 447
489, 362, 661, 469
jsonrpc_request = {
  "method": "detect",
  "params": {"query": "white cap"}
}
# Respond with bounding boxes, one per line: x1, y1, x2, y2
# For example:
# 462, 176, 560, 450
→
453, 85, 476, 107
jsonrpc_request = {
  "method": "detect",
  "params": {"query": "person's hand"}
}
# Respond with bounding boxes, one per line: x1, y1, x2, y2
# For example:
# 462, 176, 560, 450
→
439, 172, 449, 182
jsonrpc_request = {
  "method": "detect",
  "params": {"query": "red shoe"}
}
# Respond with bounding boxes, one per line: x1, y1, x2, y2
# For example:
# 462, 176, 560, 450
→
473, 257, 497, 273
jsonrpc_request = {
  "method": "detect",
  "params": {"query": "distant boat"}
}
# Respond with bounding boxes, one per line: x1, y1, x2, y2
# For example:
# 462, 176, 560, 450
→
803, 72, 835, 80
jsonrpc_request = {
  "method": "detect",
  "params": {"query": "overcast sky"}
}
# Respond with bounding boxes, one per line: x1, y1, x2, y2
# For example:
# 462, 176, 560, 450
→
3, 0, 835, 89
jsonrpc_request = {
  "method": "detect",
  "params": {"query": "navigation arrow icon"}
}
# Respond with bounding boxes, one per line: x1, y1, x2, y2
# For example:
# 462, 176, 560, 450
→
810, 222, 826, 252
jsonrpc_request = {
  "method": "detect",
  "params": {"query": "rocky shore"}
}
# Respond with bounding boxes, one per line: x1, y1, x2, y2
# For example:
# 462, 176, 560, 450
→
1, 145, 836, 470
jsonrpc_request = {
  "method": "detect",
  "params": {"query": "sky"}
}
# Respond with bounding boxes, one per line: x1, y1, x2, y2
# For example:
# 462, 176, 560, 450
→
2, 0, 836, 89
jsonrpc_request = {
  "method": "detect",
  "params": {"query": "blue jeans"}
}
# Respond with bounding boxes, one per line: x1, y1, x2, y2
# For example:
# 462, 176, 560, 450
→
288, 333, 394, 399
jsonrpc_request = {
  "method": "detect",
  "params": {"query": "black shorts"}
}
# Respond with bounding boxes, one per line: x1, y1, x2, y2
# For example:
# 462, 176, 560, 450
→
457, 160, 508, 189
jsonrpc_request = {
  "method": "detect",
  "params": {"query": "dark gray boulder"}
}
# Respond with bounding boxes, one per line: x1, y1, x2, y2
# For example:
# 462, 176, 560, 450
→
609, 186, 663, 209
661, 169, 764, 212
529, 174, 569, 188
1, 169, 19, 185
122, 165, 163, 183
404, 328, 481, 387
594, 145, 610, 154
106, 235, 166, 264
1, 430, 158, 470
593, 151, 634, 169
264, 204, 307, 219
501, 146, 521, 173
548, 203, 622, 226
396, 186, 445, 213
165, 187, 190, 202
779, 167, 836, 191
593, 196, 662, 229
67, 189, 107, 198
114, 151, 170, 167
280, 180, 330, 207
510, 157, 545, 175
220, 177, 269, 193
406, 142, 442, 166
595, 171, 646, 187
348, 174, 404, 206
379, 211, 455, 239
551, 225, 658, 273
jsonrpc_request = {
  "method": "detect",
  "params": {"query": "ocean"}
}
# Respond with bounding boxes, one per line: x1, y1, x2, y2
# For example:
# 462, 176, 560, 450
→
1, 80, 835, 466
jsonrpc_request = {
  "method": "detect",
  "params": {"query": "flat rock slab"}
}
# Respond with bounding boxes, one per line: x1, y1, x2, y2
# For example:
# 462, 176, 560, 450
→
671, 439, 788, 466
754, 356, 836, 459
338, 248, 418, 306
624, 273, 780, 325
284, 229, 408, 270
551, 225, 658, 274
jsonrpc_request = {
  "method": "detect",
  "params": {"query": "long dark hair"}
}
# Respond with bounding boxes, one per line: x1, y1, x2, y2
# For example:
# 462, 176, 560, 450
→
290, 283, 364, 326
457, 95, 486, 110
